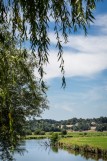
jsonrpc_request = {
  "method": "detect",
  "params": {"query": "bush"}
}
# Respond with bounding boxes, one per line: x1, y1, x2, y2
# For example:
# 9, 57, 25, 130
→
61, 130, 67, 135
25, 130, 32, 135
50, 133, 59, 145
34, 129, 41, 135
40, 131, 45, 135
48, 132, 54, 135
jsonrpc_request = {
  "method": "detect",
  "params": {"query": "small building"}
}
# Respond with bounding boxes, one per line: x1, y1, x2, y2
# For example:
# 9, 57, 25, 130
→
90, 126, 96, 130
66, 125, 73, 128
61, 124, 73, 129
91, 122, 96, 126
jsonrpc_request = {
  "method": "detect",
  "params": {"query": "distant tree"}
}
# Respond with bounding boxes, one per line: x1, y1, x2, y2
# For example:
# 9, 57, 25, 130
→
72, 126, 79, 131
25, 130, 32, 135
71, 118, 78, 125
34, 129, 41, 135
98, 117, 107, 124
63, 125, 67, 130
40, 131, 45, 135
78, 122, 90, 131
96, 124, 107, 132
72, 123, 86, 131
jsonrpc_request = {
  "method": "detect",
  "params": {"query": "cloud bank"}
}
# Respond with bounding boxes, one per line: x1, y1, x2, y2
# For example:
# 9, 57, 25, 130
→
42, 14, 107, 80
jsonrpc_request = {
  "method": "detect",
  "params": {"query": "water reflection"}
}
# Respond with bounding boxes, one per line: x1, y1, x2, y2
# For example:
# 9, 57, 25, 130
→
0, 146, 14, 161
0, 141, 26, 161
37, 139, 58, 153
0, 139, 106, 161
51, 146, 58, 153
63, 148, 107, 161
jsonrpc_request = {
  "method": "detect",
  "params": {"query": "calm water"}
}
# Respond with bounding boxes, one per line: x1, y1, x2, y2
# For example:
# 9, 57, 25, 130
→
13, 139, 104, 161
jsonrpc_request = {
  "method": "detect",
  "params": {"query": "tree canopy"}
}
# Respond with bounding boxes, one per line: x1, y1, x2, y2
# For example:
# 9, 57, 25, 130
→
0, 0, 101, 86
0, 26, 48, 156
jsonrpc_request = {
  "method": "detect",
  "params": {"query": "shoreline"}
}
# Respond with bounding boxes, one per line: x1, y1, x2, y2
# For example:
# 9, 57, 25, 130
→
25, 132, 107, 158
58, 136, 107, 159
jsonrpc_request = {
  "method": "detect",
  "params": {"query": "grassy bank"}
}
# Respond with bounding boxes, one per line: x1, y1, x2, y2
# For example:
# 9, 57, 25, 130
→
25, 132, 107, 157
59, 136, 107, 150
25, 131, 107, 140
25, 134, 51, 139
59, 134, 107, 158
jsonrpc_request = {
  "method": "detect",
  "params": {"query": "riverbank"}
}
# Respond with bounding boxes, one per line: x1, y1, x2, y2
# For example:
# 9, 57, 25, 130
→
25, 132, 107, 158
58, 136, 107, 158
25, 134, 51, 139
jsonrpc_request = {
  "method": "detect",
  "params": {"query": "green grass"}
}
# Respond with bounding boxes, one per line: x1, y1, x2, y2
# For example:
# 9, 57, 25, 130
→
25, 134, 51, 139
59, 136, 107, 150
25, 132, 107, 141
66, 131, 107, 137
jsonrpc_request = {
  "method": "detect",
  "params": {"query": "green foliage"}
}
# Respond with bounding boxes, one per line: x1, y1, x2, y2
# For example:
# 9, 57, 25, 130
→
0, 0, 102, 86
34, 129, 45, 135
59, 135, 107, 150
0, 27, 48, 150
26, 119, 61, 132
96, 124, 107, 132
61, 129, 67, 135
51, 133, 59, 145
72, 126, 79, 131
51, 146, 58, 153
25, 130, 32, 135
40, 131, 46, 135
34, 129, 41, 135
75, 122, 90, 131
25, 117, 107, 133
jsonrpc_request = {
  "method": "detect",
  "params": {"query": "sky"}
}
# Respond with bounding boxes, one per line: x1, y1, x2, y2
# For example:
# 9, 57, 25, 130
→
37, 0, 107, 120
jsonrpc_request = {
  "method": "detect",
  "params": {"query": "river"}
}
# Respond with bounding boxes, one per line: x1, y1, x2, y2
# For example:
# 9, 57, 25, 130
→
13, 139, 104, 161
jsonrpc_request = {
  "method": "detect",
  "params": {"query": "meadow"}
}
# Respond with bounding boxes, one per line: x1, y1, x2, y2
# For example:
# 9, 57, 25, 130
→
59, 136, 107, 150
58, 132, 107, 157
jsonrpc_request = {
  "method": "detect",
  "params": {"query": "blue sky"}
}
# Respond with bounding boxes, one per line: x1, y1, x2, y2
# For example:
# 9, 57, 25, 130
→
37, 0, 107, 120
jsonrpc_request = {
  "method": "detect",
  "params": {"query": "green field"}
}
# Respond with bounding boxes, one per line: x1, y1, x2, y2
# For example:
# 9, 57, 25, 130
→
26, 131, 107, 138
25, 134, 51, 139
59, 132, 107, 150
66, 131, 107, 137
59, 136, 107, 150
58, 132, 107, 158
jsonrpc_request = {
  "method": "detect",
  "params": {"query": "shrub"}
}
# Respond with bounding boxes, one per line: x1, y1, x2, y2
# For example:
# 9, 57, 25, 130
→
34, 129, 41, 135
50, 133, 59, 145
61, 130, 67, 135
40, 131, 45, 135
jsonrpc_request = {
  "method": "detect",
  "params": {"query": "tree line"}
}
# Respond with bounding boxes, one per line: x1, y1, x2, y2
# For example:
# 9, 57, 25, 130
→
25, 117, 107, 134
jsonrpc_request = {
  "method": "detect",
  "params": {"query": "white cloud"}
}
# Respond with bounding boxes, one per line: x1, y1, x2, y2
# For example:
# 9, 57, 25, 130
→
93, 14, 107, 33
43, 36, 107, 78
43, 51, 107, 79
42, 14, 107, 79
49, 33, 107, 54
64, 52, 107, 77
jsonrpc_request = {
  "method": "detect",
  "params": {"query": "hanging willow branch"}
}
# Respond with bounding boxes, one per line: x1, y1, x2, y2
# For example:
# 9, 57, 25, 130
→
0, 0, 102, 87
